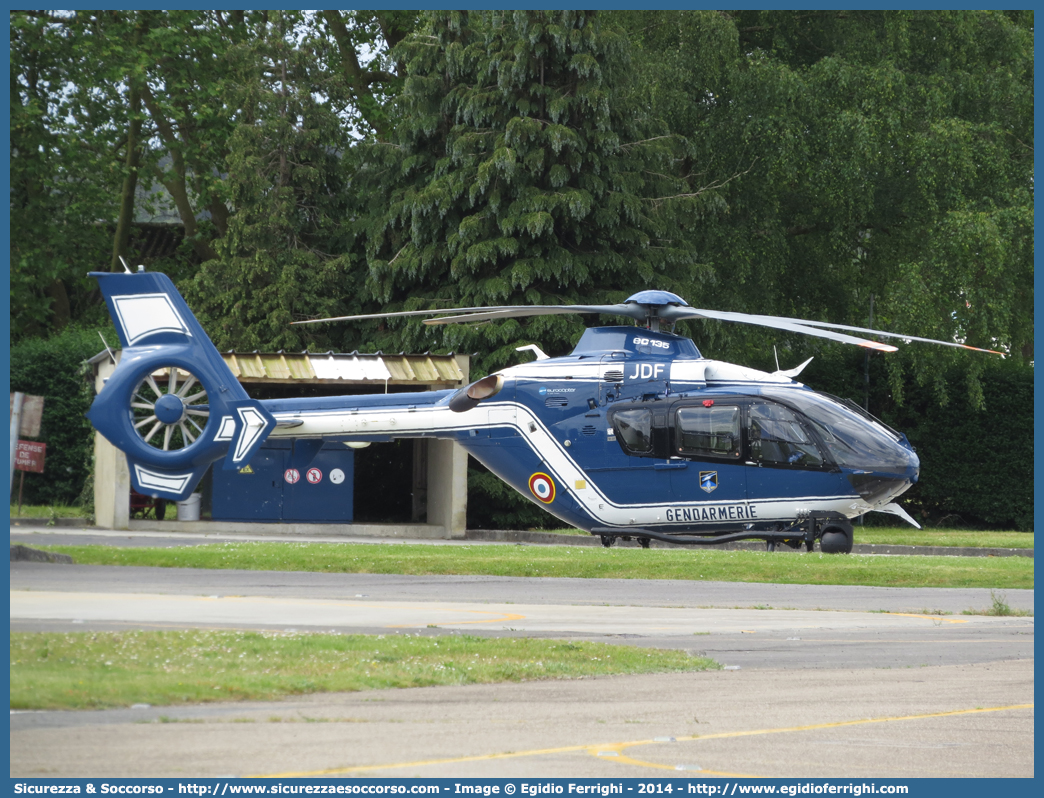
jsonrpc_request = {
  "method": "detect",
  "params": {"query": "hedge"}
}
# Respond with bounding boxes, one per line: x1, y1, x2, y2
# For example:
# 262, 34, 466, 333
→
10, 327, 107, 507
890, 360, 1033, 531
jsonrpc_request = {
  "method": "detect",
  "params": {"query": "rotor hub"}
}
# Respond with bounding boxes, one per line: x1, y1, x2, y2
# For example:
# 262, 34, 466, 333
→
154, 393, 186, 425
624, 290, 689, 307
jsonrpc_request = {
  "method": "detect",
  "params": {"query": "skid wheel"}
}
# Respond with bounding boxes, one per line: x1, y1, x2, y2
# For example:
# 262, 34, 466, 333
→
820, 525, 854, 554
600, 535, 615, 548
638, 537, 651, 549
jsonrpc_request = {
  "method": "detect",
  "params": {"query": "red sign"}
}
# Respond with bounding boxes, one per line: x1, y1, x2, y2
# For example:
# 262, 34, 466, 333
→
306, 467, 323, 484
15, 440, 46, 473
284, 468, 300, 484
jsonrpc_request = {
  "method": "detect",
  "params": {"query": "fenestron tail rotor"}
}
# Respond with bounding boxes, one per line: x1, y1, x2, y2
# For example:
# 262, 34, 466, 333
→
131, 366, 211, 452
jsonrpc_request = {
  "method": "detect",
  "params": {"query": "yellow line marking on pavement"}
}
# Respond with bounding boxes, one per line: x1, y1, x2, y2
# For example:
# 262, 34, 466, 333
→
25, 591, 529, 628
885, 613, 968, 623
253, 703, 1032, 778
255, 742, 612, 777
588, 703, 1034, 774
201, 595, 529, 627
588, 744, 754, 777
665, 703, 1033, 744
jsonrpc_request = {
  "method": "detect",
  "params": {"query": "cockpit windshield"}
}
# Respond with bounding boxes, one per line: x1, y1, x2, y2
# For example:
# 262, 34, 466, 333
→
764, 389, 918, 474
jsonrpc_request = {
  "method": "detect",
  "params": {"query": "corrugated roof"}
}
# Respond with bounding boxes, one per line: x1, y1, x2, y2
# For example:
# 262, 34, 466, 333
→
221, 351, 465, 386
90, 349, 467, 387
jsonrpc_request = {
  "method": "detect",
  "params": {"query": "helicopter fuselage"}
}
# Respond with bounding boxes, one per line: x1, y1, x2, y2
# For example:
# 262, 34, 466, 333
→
263, 326, 921, 541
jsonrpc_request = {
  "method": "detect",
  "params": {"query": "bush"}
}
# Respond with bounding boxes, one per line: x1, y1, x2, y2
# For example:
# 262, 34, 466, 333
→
10, 327, 109, 507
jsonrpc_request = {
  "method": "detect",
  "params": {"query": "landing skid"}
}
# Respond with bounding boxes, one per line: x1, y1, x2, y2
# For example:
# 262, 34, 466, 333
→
592, 515, 854, 554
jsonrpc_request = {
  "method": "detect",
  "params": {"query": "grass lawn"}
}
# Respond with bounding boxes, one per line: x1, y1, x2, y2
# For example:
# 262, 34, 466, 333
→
10, 504, 87, 519
9, 630, 716, 710
548, 526, 1033, 549
849, 528, 1032, 548
39, 540, 1033, 589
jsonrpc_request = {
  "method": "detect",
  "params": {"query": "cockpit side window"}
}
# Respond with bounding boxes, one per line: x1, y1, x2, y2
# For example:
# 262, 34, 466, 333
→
749, 404, 824, 467
675, 405, 742, 458
612, 408, 654, 455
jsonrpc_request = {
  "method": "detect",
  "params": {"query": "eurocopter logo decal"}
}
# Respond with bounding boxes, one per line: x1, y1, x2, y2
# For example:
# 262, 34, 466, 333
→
538, 387, 575, 395
700, 471, 718, 493
528, 472, 556, 503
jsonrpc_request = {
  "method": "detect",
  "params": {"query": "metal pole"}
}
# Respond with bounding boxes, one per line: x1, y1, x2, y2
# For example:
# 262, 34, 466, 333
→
863, 294, 874, 411
860, 295, 874, 528
10, 391, 24, 494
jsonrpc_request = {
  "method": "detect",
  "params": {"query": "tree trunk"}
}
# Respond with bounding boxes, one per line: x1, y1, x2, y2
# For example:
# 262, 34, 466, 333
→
109, 18, 145, 272
46, 278, 71, 330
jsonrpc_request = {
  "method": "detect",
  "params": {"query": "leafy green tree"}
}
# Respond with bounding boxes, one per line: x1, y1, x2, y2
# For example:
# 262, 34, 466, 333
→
619, 10, 1033, 405
320, 10, 417, 139
10, 10, 407, 341
10, 12, 119, 336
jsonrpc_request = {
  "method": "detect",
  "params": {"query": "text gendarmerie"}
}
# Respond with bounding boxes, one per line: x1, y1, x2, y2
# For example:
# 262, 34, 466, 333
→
665, 504, 757, 523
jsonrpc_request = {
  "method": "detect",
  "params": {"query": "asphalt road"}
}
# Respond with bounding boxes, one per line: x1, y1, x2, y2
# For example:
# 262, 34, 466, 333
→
8, 531, 1035, 779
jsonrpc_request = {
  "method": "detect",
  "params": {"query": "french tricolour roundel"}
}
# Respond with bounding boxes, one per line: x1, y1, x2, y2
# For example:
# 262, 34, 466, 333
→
528, 472, 556, 504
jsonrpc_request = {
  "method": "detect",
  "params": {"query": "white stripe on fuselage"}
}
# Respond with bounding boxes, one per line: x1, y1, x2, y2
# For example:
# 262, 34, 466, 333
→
266, 392, 863, 528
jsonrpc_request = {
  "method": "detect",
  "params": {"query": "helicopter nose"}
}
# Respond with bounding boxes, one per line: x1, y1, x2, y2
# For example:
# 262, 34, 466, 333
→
848, 472, 915, 507
847, 442, 920, 509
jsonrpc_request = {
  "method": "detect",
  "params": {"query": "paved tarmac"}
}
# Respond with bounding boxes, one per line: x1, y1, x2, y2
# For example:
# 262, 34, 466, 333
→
8, 528, 1035, 779
8, 563, 1036, 668
10, 660, 1034, 779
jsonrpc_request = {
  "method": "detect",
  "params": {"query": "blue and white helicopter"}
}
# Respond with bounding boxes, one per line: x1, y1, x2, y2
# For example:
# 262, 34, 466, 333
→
86, 268, 1001, 553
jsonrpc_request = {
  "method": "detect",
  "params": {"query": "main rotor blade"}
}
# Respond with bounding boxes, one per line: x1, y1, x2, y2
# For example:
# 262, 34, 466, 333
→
663, 307, 898, 352
424, 304, 644, 325
663, 307, 1003, 356
291, 306, 503, 325
292, 304, 646, 326
764, 315, 1006, 355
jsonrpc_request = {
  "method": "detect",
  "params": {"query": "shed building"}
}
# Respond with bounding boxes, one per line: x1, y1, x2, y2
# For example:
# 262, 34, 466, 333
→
90, 349, 470, 537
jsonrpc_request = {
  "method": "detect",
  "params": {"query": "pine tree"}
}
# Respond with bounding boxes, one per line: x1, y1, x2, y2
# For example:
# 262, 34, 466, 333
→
352, 10, 719, 369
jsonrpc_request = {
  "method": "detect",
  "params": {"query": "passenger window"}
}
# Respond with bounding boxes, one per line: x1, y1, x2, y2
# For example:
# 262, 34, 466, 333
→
675, 406, 741, 458
749, 404, 823, 466
612, 408, 653, 454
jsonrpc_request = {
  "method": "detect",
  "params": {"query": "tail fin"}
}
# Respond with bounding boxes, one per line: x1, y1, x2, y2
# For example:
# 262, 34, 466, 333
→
87, 270, 275, 501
